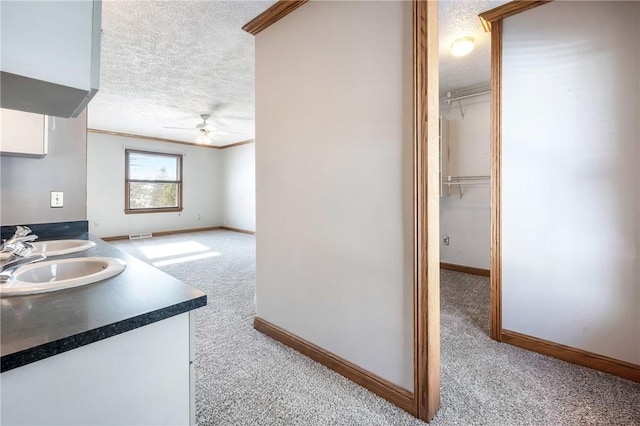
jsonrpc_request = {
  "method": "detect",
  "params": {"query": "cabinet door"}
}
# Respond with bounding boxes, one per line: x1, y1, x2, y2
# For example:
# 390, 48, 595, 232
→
0, 108, 49, 157
0, 1, 101, 118
1, 313, 192, 426
1, 1, 95, 91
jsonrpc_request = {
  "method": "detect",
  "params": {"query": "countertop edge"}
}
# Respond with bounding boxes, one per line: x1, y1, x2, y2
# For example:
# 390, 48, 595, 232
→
0, 294, 207, 373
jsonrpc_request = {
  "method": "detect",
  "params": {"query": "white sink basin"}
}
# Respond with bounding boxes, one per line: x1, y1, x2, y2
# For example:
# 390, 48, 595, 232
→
0, 239, 96, 260
1, 257, 127, 297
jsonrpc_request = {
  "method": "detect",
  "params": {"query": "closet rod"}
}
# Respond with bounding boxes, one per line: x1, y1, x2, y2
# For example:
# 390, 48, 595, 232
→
442, 90, 491, 104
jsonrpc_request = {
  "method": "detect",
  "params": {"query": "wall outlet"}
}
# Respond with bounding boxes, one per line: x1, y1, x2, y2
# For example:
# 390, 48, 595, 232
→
50, 191, 64, 208
443, 236, 450, 245
93, 221, 100, 228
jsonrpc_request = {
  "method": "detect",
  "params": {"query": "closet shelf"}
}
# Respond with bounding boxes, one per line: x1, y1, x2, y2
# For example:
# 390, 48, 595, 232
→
441, 83, 491, 119
442, 175, 490, 198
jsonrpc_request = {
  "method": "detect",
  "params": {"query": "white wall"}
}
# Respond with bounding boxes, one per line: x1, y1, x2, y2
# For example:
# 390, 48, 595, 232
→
222, 142, 255, 232
440, 95, 490, 269
87, 133, 223, 238
255, 1, 413, 389
502, 1, 640, 364
1, 110, 87, 225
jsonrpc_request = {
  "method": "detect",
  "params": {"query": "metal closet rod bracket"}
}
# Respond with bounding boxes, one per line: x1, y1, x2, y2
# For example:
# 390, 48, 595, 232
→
441, 83, 492, 119
442, 175, 491, 198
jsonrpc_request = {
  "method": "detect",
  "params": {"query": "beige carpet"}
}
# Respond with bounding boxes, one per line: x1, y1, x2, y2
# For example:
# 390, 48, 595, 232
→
111, 230, 640, 425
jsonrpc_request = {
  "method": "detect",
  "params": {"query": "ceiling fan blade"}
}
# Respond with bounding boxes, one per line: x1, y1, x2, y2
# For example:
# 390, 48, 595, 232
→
163, 126, 197, 131
215, 129, 245, 135
212, 114, 253, 121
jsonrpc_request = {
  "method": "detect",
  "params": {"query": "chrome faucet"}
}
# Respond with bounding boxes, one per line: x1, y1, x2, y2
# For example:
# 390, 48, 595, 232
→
0, 226, 46, 276
1, 225, 37, 253
0, 254, 47, 280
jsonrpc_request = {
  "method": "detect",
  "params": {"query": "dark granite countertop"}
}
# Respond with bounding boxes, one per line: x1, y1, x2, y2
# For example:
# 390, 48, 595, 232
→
0, 233, 207, 372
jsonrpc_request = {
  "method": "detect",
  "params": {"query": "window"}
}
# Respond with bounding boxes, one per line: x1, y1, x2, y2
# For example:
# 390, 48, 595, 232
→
125, 149, 183, 214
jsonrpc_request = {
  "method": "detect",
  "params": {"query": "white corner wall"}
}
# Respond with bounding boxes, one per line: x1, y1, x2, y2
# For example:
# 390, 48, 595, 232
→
502, 1, 640, 364
440, 95, 490, 269
222, 143, 255, 232
255, 1, 413, 389
87, 133, 223, 238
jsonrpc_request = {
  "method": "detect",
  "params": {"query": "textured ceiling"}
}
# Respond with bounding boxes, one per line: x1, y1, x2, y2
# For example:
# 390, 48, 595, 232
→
88, 0, 276, 146
88, 0, 508, 147
439, 0, 510, 96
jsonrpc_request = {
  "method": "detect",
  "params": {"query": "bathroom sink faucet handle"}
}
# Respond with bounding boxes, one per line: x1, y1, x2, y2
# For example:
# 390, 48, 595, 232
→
12, 242, 35, 258
13, 226, 33, 237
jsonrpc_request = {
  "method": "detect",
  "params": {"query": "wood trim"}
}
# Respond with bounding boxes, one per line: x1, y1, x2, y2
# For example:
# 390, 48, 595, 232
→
88, 129, 222, 149
479, 1, 552, 32
502, 330, 640, 383
101, 226, 222, 241
101, 235, 130, 242
486, 1, 554, 344
413, 1, 440, 422
123, 207, 184, 215
489, 20, 503, 342
220, 139, 255, 149
254, 317, 415, 413
124, 149, 183, 214
242, 1, 308, 35
245, 0, 440, 420
440, 262, 490, 277
488, 0, 640, 384
89, 129, 252, 150
153, 227, 220, 237
220, 226, 255, 235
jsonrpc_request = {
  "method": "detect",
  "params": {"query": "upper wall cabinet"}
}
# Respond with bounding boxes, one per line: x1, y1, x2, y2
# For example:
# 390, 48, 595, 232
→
0, 108, 50, 158
0, 0, 101, 118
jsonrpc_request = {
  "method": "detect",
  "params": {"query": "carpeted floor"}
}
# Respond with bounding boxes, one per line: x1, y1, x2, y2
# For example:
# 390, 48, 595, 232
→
110, 230, 640, 425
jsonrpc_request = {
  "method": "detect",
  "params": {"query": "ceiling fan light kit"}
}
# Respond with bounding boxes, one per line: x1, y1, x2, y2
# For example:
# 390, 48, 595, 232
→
163, 112, 247, 145
163, 113, 218, 144
196, 132, 212, 145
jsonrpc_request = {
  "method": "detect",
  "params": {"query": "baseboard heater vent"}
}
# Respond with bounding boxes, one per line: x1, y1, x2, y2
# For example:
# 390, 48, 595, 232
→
128, 232, 153, 240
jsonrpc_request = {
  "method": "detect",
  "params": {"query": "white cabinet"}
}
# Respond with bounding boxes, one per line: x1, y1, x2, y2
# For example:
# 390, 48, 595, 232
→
1, 313, 195, 426
0, 108, 50, 157
0, 0, 101, 118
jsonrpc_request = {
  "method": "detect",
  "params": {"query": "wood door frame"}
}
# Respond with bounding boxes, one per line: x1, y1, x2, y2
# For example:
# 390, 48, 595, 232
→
479, 0, 553, 342
245, 0, 638, 418
488, 18, 503, 341
244, 0, 441, 421
413, 0, 440, 421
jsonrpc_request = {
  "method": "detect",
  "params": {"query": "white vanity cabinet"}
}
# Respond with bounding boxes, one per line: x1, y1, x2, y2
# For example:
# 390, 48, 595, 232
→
0, 0, 101, 118
1, 313, 196, 426
0, 108, 50, 157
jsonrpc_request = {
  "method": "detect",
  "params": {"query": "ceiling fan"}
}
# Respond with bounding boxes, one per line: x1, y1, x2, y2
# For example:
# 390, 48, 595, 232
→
165, 114, 215, 133
164, 114, 241, 144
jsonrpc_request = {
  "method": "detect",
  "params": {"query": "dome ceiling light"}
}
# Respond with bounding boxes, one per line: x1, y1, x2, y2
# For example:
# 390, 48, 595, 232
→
450, 37, 474, 57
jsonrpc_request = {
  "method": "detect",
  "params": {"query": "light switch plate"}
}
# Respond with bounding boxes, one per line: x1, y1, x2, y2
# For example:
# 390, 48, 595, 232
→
50, 191, 63, 208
